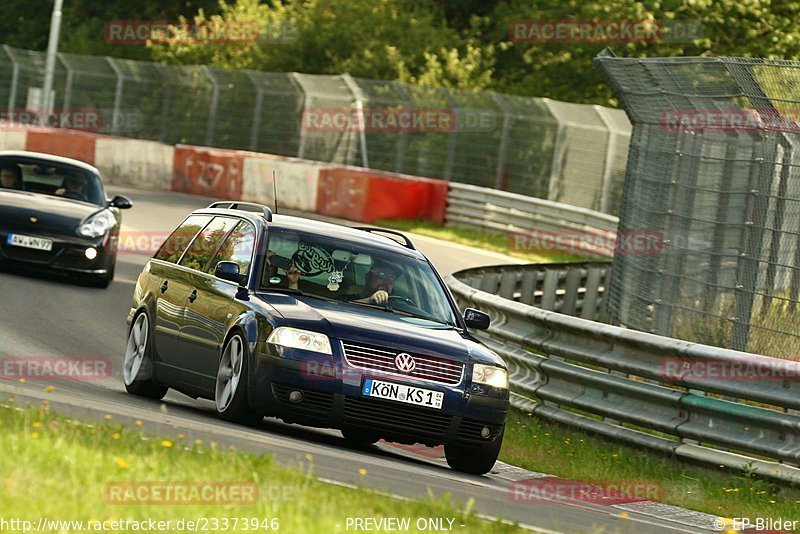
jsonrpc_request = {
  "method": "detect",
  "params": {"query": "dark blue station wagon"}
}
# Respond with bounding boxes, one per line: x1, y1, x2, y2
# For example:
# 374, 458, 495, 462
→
124, 201, 509, 474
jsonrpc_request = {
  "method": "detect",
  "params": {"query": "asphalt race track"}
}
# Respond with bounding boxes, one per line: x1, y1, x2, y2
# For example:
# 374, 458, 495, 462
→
0, 186, 706, 533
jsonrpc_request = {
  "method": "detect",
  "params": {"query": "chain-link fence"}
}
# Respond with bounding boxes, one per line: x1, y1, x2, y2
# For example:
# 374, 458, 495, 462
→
0, 44, 631, 215
596, 51, 800, 358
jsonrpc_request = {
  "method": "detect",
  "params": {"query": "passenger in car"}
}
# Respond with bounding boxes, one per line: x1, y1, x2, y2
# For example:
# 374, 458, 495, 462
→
285, 263, 301, 290
263, 251, 302, 290
0, 163, 23, 190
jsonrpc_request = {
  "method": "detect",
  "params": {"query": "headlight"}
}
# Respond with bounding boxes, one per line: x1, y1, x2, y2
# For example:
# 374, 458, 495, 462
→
472, 364, 509, 389
78, 210, 115, 238
266, 327, 332, 355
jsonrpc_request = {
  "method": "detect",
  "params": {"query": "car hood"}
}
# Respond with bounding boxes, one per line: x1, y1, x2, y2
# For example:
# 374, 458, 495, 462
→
255, 292, 505, 367
0, 190, 102, 234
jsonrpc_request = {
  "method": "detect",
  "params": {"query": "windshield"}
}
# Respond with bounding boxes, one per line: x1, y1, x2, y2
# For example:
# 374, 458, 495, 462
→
261, 228, 457, 327
0, 157, 106, 207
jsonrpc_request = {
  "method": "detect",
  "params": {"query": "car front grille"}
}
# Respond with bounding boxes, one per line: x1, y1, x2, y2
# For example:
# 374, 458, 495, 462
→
343, 396, 452, 438
342, 341, 464, 385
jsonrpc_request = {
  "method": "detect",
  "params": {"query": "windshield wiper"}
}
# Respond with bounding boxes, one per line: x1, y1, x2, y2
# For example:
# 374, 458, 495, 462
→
259, 287, 339, 303
349, 301, 454, 327
391, 308, 456, 327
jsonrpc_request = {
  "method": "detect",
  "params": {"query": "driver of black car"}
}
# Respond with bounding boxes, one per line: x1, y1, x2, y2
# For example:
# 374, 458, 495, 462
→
0, 163, 23, 190
348, 261, 402, 305
55, 175, 86, 199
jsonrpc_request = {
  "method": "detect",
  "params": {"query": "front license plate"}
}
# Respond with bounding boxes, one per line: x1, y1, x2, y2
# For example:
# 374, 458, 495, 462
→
362, 378, 444, 410
7, 234, 53, 251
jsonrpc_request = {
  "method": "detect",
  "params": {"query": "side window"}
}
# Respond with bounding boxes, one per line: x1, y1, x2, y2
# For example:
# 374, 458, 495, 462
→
178, 217, 239, 271
154, 215, 212, 264
208, 221, 256, 278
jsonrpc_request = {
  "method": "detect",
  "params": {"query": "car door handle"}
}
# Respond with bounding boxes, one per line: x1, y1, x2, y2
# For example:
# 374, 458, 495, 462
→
188, 289, 198, 303
160, 280, 169, 294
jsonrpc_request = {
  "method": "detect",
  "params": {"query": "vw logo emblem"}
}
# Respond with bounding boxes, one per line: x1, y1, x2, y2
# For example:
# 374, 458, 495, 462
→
394, 352, 416, 373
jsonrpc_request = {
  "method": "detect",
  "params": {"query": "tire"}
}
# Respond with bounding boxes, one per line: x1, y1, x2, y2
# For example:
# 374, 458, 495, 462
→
445, 425, 504, 475
123, 312, 169, 399
341, 427, 381, 446
215, 332, 263, 426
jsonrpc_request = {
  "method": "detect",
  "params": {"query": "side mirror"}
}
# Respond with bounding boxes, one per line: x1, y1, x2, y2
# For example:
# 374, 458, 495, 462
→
464, 308, 490, 330
109, 195, 133, 209
215, 261, 244, 285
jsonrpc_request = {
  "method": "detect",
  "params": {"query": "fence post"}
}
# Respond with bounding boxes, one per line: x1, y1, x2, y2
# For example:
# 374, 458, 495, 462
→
202, 66, 220, 146
245, 71, 264, 151
491, 92, 511, 190
155, 64, 172, 143
441, 88, 458, 180
341, 73, 369, 168
289, 72, 308, 159
106, 57, 124, 135
703, 130, 739, 311
593, 105, 618, 214
4, 45, 19, 111
58, 54, 72, 110
391, 81, 411, 174
541, 98, 567, 202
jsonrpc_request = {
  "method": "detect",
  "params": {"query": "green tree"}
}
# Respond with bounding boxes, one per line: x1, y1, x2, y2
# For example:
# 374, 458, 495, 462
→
150, 0, 495, 91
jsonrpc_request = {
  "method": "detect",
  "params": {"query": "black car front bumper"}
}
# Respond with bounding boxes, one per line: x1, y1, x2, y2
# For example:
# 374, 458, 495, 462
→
249, 344, 509, 448
0, 230, 115, 275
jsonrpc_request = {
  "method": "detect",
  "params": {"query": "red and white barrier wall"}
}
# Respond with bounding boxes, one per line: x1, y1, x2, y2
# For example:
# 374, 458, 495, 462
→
2, 126, 447, 224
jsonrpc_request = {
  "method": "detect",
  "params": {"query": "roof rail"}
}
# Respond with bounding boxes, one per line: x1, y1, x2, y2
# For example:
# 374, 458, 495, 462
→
351, 227, 415, 250
207, 201, 273, 222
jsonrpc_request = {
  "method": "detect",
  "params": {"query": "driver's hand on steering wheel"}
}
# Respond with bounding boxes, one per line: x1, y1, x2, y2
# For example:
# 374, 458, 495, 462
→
54, 187, 66, 196
369, 290, 389, 305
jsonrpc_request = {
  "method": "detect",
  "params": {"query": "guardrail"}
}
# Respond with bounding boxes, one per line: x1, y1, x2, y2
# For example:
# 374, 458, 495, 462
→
445, 182, 620, 257
447, 264, 800, 484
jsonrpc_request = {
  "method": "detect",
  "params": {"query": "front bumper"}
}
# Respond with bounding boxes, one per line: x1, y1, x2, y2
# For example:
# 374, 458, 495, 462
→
250, 342, 509, 447
0, 229, 115, 275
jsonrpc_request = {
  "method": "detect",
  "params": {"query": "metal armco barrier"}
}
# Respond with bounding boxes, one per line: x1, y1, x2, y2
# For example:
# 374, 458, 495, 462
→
446, 264, 800, 484
446, 182, 620, 257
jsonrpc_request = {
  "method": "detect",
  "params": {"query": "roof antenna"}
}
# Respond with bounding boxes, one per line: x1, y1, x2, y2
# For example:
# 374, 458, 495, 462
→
272, 169, 279, 215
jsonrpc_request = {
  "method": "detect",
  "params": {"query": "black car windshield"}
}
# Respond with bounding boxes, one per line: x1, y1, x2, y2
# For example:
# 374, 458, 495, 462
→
261, 228, 458, 327
0, 157, 106, 207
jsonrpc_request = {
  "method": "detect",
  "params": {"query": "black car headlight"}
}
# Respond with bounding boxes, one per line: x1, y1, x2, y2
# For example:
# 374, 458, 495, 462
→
267, 327, 332, 355
78, 210, 115, 238
472, 364, 509, 389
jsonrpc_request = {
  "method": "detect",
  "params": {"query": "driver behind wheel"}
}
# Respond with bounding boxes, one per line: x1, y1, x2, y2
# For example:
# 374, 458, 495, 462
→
55, 175, 86, 198
348, 260, 402, 305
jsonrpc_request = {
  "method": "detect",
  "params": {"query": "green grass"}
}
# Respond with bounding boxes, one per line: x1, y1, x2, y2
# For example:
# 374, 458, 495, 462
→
501, 408, 800, 526
0, 402, 523, 533
375, 219, 587, 264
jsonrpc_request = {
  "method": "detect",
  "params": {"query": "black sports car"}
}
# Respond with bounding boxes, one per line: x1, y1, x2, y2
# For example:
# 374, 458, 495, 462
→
125, 201, 509, 474
0, 150, 132, 288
